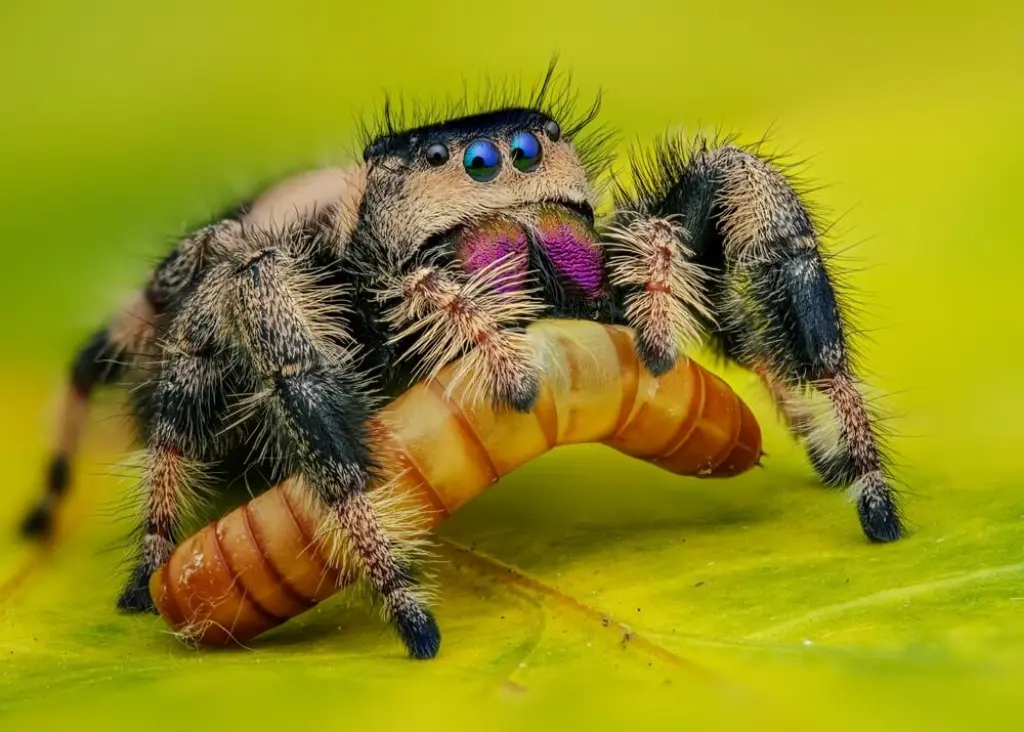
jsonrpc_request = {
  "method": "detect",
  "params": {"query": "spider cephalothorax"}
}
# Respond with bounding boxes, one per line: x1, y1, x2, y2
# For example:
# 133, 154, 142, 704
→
21, 71, 901, 659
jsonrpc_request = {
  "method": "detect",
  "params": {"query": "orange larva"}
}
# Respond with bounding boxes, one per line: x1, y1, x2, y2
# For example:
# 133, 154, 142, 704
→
150, 320, 762, 646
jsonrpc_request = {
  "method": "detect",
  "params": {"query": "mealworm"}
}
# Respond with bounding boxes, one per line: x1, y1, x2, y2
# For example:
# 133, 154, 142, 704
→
150, 319, 761, 646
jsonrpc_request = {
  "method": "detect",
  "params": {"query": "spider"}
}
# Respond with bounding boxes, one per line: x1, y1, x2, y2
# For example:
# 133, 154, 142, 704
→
20, 70, 901, 659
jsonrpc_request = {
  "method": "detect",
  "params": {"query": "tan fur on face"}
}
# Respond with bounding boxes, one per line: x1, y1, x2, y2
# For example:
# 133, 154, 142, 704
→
364, 137, 596, 254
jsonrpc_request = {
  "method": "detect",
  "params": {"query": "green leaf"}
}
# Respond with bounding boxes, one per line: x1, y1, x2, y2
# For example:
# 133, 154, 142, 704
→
3, 369, 1023, 730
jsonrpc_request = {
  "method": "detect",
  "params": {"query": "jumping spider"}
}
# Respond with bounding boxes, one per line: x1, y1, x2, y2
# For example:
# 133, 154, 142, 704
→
21, 73, 901, 659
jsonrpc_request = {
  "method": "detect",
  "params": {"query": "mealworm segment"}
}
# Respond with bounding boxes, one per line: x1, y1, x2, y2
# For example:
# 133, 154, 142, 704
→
150, 320, 761, 646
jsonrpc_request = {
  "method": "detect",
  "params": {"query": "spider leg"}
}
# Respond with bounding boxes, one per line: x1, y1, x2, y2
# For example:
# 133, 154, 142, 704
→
118, 266, 238, 611
22, 326, 122, 538
603, 213, 712, 375
615, 139, 901, 543
21, 220, 240, 540
380, 258, 544, 412
752, 362, 816, 437
21, 295, 154, 538
233, 247, 439, 659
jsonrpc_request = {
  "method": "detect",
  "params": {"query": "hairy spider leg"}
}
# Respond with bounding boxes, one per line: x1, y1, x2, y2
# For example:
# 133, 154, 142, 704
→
118, 262, 241, 611
614, 139, 901, 542
20, 220, 242, 538
380, 257, 545, 413
604, 213, 712, 375
21, 325, 130, 537
232, 247, 439, 659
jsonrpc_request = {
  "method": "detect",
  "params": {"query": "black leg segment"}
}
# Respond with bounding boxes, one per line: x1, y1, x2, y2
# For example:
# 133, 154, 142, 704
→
233, 247, 440, 658
613, 137, 902, 542
21, 327, 127, 539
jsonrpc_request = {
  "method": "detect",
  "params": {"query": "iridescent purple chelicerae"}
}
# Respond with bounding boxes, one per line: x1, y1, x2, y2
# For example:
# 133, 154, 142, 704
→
452, 216, 529, 293
532, 205, 604, 299
453, 205, 605, 299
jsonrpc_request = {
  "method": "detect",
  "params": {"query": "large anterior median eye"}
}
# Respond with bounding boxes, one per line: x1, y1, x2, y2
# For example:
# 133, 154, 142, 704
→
510, 131, 542, 173
463, 139, 502, 182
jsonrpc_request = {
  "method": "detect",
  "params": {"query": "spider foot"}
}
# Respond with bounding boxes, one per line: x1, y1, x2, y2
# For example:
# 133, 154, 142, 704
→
19, 503, 54, 539
394, 604, 441, 660
117, 564, 158, 614
857, 482, 903, 543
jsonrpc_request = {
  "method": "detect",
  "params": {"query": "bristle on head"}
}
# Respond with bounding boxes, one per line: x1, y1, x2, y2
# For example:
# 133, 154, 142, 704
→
356, 60, 612, 182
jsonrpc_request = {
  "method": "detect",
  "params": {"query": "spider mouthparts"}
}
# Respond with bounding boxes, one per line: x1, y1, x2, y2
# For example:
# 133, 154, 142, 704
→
451, 216, 530, 293
531, 204, 604, 299
449, 203, 604, 299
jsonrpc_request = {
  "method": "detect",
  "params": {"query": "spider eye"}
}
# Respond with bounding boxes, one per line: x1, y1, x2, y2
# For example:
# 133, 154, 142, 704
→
510, 131, 543, 173
463, 139, 502, 182
543, 120, 561, 142
425, 143, 449, 167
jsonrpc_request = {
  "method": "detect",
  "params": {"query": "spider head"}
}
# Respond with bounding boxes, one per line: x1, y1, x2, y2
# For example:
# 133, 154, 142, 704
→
359, 108, 597, 255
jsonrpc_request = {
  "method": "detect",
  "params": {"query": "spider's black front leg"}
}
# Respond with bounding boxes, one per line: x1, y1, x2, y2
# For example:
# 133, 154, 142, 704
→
232, 247, 440, 659
613, 139, 902, 543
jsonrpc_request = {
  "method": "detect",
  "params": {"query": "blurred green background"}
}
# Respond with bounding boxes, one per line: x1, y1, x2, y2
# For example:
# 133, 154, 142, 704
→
1, 1, 1023, 729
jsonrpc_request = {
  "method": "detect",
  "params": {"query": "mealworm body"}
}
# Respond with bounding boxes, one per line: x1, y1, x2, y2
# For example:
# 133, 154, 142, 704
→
150, 320, 762, 646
